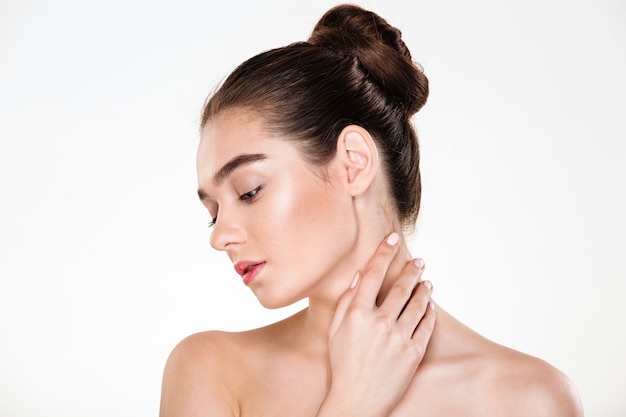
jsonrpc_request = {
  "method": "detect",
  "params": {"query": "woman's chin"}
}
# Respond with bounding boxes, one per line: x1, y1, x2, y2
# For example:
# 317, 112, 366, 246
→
253, 289, 302, 310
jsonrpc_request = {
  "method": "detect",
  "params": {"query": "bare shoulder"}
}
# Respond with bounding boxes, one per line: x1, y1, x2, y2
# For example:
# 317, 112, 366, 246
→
485, 346, 584, 417
159, 331, 244, 417
159, 312, 305, 417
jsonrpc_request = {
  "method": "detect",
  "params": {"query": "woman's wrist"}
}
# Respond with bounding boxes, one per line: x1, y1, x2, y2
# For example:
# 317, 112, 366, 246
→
315, 388, 381, 417
315, 389, 358, 417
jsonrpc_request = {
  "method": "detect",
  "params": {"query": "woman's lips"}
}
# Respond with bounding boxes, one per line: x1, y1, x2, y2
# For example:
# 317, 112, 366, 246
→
234, 261, 266, 286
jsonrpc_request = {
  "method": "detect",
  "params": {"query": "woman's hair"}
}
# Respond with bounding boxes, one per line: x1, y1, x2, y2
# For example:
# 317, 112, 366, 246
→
202, 4, 429, 227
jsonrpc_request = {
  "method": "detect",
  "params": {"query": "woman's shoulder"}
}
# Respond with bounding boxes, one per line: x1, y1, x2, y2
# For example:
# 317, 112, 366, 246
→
163, 322, 280, 382
160, 311, 306, 414
166, 309, 303, 363
477, 341, 583, 416
161, 318, 297, 415
160, 330, 247, 417
167, 329, 247, 367
420, 311, 583, 417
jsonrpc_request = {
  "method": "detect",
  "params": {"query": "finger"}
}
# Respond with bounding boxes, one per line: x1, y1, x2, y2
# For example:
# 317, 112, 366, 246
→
329, 272, 360, 339
378, 258, 425, 319
354, 232, 400, 308
410, 299, 436, 349
396, 280, 433, 338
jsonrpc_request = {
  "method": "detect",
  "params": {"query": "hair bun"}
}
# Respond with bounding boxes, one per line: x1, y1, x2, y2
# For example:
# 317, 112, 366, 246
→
308, 4, 428, 115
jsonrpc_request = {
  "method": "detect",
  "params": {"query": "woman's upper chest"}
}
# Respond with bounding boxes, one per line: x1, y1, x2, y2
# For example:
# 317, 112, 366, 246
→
228, 333, 493, 417
235, 348, 329, 417
232, 354, 477, 417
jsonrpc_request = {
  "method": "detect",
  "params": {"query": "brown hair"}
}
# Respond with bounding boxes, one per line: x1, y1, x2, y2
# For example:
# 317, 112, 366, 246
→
202, 4, 429, 226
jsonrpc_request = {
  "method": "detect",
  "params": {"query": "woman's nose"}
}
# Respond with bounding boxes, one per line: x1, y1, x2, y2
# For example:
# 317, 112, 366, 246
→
209, 213, 247, 251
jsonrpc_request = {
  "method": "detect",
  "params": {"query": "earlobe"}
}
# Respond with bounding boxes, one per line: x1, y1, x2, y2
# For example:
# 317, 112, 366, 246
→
338, 125, 378, 195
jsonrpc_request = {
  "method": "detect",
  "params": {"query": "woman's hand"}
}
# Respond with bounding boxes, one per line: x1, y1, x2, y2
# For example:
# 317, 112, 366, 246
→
317, 233, 435, 417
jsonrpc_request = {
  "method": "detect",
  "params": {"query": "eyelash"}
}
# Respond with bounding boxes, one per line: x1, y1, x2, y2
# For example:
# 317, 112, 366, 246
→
239, 186, 261, 202
207, 186, 262, 228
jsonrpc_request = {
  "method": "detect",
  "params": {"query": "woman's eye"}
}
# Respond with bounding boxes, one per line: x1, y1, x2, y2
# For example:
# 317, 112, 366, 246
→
239, 186, 261, 202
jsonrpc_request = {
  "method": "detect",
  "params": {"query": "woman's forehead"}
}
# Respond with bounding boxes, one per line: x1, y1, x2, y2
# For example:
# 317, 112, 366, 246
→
197, 111, 305, 178
199, 112, 270, 162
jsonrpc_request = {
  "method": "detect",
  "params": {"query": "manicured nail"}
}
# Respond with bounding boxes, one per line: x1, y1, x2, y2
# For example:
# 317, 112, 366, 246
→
350, 272, 360, 289
414, 258, 425, 269
429, 301, 435, 311
386, 232, 400, 246
423, 280, 433, 291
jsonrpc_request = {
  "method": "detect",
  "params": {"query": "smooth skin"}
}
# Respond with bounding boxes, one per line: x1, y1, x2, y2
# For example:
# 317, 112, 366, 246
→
160, 110, 583, 417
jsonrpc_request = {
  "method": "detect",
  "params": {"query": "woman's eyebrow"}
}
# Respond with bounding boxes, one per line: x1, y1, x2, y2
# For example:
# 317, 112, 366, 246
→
214, 153, 267, 185
197, 153, 268, 200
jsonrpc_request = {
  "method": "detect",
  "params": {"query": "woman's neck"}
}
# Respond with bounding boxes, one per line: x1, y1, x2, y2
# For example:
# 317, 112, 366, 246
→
300, 238, 414, 357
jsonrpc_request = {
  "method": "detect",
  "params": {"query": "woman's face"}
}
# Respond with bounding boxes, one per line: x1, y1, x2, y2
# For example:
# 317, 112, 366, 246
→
197, 110, 359, 308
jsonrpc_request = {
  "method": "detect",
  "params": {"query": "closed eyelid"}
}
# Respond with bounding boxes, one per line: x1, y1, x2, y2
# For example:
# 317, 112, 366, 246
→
198, 154, 267, 202
204, 184, 260, 228
239, 186, 261, 201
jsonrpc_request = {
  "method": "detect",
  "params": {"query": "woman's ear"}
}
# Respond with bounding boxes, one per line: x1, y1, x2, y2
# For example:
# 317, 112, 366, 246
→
336, 125, 379, 196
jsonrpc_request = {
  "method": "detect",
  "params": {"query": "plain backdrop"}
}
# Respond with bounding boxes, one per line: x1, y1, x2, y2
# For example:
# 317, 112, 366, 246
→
1, 0, 625, 415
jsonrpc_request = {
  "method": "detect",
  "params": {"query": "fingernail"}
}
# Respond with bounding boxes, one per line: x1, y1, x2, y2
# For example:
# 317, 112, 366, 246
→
414, 258, 425, 269
350, 272, 360, 289
386, 232, 400, 246
429, 301, 435, 311
423, 280, 433, 291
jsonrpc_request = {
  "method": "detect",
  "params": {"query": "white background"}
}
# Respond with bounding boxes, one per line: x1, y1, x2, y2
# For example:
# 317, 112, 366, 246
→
1, 0, 625, 415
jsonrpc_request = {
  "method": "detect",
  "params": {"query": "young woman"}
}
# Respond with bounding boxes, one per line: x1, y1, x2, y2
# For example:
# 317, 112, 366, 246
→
160, 5, 583, 416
